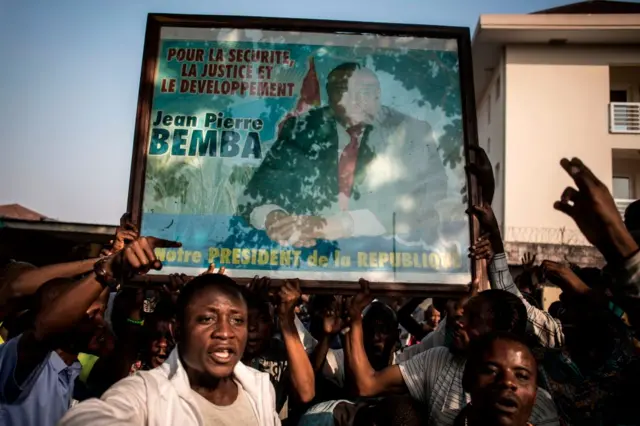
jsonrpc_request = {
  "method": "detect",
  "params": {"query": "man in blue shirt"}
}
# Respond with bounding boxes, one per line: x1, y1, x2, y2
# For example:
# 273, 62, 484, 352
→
0, 236, 179, 426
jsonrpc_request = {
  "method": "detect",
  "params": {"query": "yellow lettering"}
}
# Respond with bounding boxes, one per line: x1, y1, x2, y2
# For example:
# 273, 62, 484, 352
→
402, 253, 412, 267
166, 250, 177, 262
293, 251, 302, 266
208, 248, 219, 263
251, 249, 257, 264
307, 251, 317, 266
270, 250, 278, 266
221, 248, 231, 264
369, 252, 378, 268
154, 248, 166, 261
192, 251, 202, 263
241, 249, 251, 265
183, 250, 192, 263
340, 255, 352, 267
413, 253, 420, 267
390, 253, 398, 267
379, 252, 389, 268
319, 256, 329, 267
450, 249, 462, 268
176, 248, 184, 262
429, 253, 441, 270
280, 250, 291, 266
358, 252, 368, 267
258, 249, 269, 265
232, 248, 241, 264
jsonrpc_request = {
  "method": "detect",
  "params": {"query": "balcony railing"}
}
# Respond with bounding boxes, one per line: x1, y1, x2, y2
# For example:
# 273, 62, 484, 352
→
615, 198, 636, 216
610, 103, 640, 134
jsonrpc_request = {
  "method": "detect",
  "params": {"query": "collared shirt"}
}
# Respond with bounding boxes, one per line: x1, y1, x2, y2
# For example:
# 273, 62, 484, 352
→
59, 347, 280, 426
489, 252, 640, 426
399, 347, 559, 426
489, 253, 565, 348
0, 334, 82, 426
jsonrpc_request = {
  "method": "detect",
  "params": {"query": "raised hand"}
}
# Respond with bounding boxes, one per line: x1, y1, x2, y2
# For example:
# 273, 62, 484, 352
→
541, 260, 591, 297
348, 279, 374, 321
522, 252, 537, 271
162, 273, 190, 300
554, 157, 638, 264
101, 216, 139, 256
201, 263, 226, 276
467, 203, 500, 236
322, 296, 346, 335
277, 279, 301, 318
106, 236, 181, 277
247, 275, 272, 300
469, 234, 493, 260
466, 146, 495, 205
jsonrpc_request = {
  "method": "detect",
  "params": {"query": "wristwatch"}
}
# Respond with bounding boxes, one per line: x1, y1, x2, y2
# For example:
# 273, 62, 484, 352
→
93, 258, 120, 291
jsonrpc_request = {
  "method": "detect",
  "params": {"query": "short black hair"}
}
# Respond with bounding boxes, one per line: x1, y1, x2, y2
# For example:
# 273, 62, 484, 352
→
174, 274, 245, 325
462, 331, 535, 392
363, 301, 398, 329
548, 301, 563, 319
243, 288, 273, 319
467, 290, 528, 337
9, 277, 77, 338
625, 199, 640, 231
33, 277, 76, 315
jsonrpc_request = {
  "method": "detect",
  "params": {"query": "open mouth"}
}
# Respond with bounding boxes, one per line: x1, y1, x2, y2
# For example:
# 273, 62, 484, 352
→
494, 395, 519, 414
153, 353, 168, 363
209, 347, 236, 364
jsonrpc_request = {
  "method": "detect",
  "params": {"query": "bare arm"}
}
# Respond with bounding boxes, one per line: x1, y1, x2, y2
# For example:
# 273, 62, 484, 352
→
278, 280, 315, 403
9, 236, 180, 401
345, 280, 407, 397
0, 258, 98, 320
397, 298, 431, 341
87, 288, 146, 396
346, 315, 407, 396
309, 333, 332, 375
9, 271, 106, 400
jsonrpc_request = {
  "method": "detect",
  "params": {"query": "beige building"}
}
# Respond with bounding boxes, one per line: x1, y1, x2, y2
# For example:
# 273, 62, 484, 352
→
472, 0, 640, 265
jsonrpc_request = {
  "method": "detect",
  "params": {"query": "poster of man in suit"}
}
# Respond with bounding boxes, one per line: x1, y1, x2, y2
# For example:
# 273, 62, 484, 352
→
138, 24, 471, 284
239, 62, 448, 248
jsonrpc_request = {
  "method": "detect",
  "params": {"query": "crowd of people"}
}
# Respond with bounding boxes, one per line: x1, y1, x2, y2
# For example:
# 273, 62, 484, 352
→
1, 151, 639, 426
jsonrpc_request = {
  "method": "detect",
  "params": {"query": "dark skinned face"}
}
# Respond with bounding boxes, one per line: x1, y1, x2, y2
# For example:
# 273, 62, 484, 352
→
244, 306, 273, 360
468, 339, 537, 426
179, 288, 248, 380
449, 298, 496, 352
145, 320, 175, 368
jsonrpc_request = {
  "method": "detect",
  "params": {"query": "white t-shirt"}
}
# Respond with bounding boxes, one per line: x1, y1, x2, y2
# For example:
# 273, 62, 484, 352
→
191, 385, 258, 426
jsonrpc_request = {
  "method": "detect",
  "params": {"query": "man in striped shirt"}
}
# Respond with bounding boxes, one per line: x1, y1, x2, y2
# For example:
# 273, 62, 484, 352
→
343, 280, 560, 426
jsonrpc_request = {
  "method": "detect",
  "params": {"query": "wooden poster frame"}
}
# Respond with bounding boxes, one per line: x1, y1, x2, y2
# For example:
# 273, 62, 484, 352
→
127, 13, 481, 295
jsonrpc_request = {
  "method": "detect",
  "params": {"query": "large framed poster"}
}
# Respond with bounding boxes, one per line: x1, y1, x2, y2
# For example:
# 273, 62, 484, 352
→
128, 14, 480, 293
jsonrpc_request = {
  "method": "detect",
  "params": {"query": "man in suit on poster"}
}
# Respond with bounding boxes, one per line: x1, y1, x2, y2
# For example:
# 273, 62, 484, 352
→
238, 62, 448, 247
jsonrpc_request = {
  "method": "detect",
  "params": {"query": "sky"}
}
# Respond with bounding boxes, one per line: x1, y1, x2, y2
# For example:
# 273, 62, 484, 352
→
0, 0, 592, 224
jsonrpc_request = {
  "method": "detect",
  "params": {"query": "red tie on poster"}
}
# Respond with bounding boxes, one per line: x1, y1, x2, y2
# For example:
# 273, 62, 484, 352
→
338, 126, 362, 210
276, 57, 321, 136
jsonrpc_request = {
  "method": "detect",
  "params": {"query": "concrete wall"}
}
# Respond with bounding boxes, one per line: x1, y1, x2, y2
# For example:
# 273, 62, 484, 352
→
503, 45, 640, 245
476, 51, 506, 231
